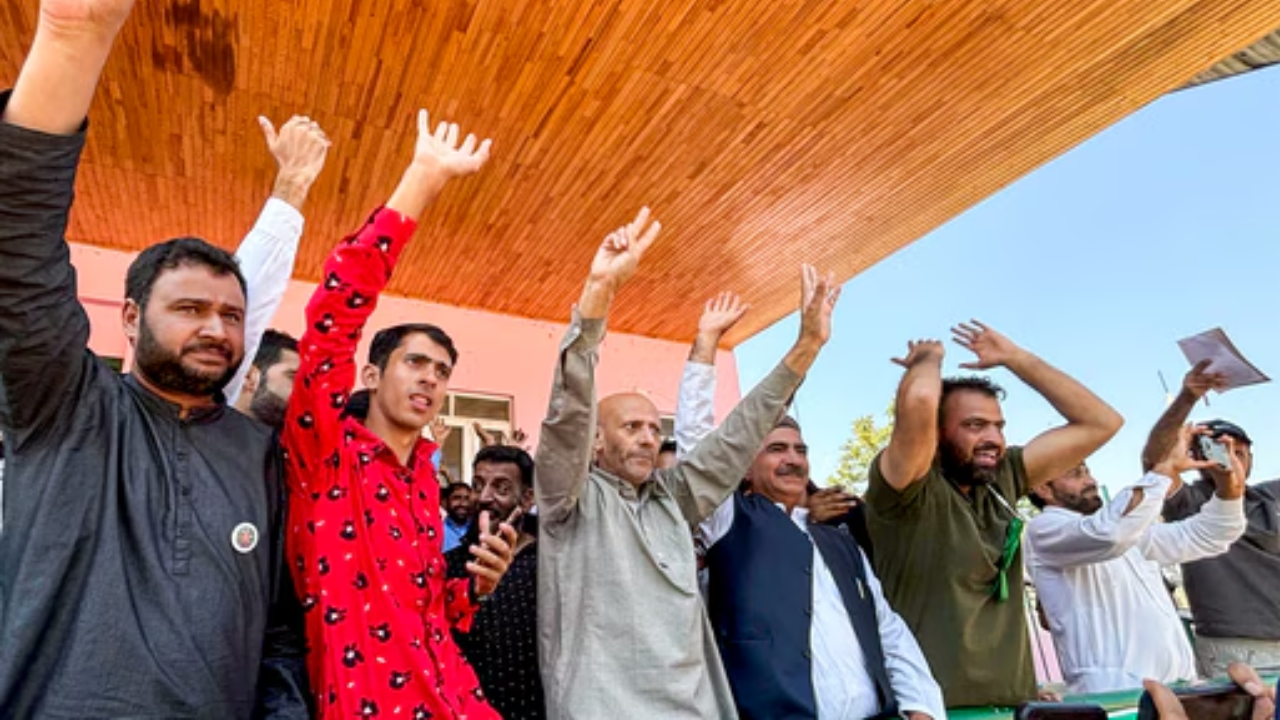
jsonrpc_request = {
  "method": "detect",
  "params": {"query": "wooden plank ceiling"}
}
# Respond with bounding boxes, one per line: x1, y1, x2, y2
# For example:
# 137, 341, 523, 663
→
3, 0, 1278, 346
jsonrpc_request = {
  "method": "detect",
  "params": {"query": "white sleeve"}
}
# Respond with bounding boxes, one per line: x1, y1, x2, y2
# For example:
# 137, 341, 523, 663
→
225, 198, 303, 405
696, 495, 736, 550
674, 361, 716, 458
1138, 495, 1246, 565
864, 552, 946, 719
1025, 473, 1172, 568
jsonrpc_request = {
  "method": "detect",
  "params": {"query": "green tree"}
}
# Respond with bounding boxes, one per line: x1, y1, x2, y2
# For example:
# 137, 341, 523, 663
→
827, 406, 894, 495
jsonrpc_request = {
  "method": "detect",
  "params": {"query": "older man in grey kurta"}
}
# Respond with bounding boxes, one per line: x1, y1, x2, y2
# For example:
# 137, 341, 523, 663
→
534, 209, 839, 719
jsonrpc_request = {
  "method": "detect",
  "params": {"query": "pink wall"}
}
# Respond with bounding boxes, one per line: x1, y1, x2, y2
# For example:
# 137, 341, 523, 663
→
69, 243, 742, 443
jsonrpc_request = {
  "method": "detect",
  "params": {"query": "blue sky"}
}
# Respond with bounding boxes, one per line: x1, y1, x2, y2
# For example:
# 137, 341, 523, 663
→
736, 66, 1280, 494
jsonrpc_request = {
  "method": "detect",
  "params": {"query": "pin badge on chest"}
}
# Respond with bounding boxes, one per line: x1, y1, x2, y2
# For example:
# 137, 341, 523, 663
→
232, 522, 260, 554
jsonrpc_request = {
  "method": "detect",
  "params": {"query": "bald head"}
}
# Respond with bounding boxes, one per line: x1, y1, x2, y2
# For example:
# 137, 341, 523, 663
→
595, 392, 663, 486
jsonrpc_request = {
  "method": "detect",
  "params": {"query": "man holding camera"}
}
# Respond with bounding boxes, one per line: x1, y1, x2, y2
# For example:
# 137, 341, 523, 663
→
1148, 361, 1280, 677
1026, 423, 1246, 693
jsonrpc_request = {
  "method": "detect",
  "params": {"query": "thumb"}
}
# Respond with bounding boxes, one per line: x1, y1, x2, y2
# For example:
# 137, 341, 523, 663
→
258, 116, 277, 146
1143, 679, 1188, 719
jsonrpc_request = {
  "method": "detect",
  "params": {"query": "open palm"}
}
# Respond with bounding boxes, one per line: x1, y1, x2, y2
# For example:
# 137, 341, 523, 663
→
413, 109, 492, 180
952, 320, 1019, 370
699, 292, 749, 337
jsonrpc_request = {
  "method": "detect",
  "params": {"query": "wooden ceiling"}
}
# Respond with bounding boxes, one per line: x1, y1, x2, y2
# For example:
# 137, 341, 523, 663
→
3, 0, 1278, 346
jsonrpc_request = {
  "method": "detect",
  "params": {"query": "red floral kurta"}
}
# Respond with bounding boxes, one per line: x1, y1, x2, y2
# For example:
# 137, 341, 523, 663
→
283, 207, 496, 719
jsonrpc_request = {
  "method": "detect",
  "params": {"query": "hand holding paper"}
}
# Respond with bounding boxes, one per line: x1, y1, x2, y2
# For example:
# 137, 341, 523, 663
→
1177, 328, 1270, 393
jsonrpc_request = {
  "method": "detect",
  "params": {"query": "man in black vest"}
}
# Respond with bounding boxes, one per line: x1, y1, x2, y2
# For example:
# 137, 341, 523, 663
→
700, 416, 944, 719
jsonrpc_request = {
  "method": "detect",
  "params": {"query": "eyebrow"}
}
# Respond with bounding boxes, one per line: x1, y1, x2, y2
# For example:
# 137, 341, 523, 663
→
404, 353, 452, 368
170, 298, 246, 314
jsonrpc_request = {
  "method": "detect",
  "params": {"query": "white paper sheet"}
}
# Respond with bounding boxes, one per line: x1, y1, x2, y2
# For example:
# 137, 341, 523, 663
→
1177, 327, 1270, 392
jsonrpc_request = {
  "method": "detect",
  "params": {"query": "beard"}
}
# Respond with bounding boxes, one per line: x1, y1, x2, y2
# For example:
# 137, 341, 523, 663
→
1056, 487, 1103, 515
248, 382, 289, 429
939, 438, 1000, 487
134, 322, 238, 398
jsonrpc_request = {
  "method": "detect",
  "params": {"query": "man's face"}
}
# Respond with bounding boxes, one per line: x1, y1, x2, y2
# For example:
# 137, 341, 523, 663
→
129, 265, 246, 398
365, 333, 453, 434
939, 390, 1007, 486
594, 394, 662, 486
249, 350, 300, 429
746, 426, 810, 507
473, 460, 532, 531
446, 486, 474, 524
1036, 464, 1103, 515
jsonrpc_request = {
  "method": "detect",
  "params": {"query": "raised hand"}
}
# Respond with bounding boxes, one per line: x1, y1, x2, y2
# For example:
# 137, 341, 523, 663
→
473, 421, 497, 448
1182, 359, 1227, 399
797, 264, 840, 348
952, 320, 1022, 370
412, 109, 492, 180
1151, 424, 1218, 482
698, 292, 750, 340
260, 115, 331, 208
1211, 434, 1248, 500
891, 339, 944, 369
430, 417, 452, 447
588, 207, 662, 293
467, 510, 518, 598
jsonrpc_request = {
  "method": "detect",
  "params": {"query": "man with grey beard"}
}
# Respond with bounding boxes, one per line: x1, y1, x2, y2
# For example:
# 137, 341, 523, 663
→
864, 322, 1123, 709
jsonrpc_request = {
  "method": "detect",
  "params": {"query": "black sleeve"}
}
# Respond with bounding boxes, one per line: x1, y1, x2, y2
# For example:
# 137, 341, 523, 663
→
254, 443, 312, 720
0, 91, 93, 448
822, 503, 876, 566
1162, 479, 1214, 522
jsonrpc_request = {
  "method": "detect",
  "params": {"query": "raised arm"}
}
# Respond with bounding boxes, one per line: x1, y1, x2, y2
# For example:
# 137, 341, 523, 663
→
283, 110, 489, 479
0, 0, 135, 443
225, 115, 331, 405
953, 321, 1123, 489
1141, 360, 1223, 472
535, 209, 662, 524
665, 266, 838, 523
674, 292, 748, 457
878, 340, 945, 491
1142, 431, 1247, 565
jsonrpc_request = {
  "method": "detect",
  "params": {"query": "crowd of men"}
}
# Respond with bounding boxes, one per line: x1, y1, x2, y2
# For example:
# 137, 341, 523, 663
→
0, 1, 1278, 719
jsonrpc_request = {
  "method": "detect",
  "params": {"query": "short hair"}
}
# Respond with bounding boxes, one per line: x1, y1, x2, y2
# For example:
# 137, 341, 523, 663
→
368, 323, 458, 372
473, 445, 535, 491
659, 439, 677, 455
341, 388, 371, 421
252, 329, 298, 373
939, 376, 1007, 423
125, 237, 246, 311
775, 415, 802, 433
441, 481, 472, 502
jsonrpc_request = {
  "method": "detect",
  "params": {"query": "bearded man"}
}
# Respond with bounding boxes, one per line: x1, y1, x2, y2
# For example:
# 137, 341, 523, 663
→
1026, 422, 1245, 694
863, 322, 1123, 709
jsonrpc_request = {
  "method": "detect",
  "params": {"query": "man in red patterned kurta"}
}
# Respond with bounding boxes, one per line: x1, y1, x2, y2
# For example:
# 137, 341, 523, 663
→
284, 110, 515, 719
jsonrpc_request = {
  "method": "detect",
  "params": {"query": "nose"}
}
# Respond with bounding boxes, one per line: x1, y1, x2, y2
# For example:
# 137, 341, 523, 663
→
980, 425, 1004, 446
638, 426, 660, 447
198, 313, 228, 342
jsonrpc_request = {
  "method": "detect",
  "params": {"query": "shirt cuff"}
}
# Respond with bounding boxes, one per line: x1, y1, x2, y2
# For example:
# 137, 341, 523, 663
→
1202, 494, 1245, 517
258, 197, 305, 236
1135, 471, 1175, 496
564, 309, 606, 349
